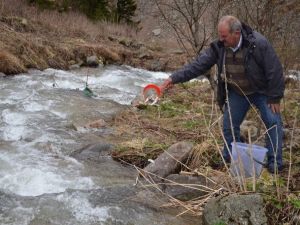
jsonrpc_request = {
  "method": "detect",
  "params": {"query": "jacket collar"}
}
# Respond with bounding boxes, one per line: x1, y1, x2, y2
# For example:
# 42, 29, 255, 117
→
241, 23, 254, 48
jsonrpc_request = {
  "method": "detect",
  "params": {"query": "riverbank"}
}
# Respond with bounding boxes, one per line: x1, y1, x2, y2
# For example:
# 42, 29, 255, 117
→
109, 80, 300, 223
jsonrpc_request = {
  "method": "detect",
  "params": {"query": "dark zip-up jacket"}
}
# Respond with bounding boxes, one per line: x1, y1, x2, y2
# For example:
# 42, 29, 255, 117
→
170, 23, 284, 108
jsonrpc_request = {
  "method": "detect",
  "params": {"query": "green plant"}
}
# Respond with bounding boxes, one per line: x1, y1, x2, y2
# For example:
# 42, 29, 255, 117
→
158, 101, 186, 118
115, 0, 137, 24
27, 0, 138, 25
290, 198, 300, 209
27, 0, 56, 9
74, 0, 110, 20
183, 120, 201, 129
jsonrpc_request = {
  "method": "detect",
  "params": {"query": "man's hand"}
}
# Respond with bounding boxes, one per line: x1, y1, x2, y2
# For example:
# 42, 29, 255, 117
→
160, 78, 173, 94
268, 103, 280, 114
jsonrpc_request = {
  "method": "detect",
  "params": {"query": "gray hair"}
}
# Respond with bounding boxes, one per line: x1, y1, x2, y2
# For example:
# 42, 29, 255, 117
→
219, 15, 242, 33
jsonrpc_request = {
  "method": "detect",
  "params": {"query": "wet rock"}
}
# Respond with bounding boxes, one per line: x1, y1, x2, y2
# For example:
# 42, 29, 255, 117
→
71, 142, 113, 162
134, 189, 170, 209
84, 119, 107, 129
203, 193, 267, 225
163, 174, 215, 201
86, 55, 103, 67
144, 142, 193, 182
69, 64, 81, 70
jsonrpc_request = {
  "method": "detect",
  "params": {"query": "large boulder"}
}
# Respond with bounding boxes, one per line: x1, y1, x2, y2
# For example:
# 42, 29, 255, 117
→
203, 193, 268, 225
70, 142, 112, 162
144, 142, 193, 182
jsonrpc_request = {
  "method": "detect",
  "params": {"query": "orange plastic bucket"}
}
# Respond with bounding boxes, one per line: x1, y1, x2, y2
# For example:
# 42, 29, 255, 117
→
143, 84, 161, 104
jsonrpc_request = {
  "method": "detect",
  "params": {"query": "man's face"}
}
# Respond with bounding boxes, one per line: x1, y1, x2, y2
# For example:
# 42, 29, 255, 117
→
218, 23, 240, 48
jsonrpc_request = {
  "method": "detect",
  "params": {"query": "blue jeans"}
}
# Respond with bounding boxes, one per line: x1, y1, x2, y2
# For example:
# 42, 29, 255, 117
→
222, 90, 283, 171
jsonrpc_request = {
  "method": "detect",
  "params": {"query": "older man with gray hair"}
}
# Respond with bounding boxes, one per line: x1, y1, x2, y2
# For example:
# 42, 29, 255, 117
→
161, 15, 284, 174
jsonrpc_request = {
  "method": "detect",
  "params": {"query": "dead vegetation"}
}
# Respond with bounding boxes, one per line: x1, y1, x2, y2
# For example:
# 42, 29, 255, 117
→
0, 13, 123, 73
0, 49, 26, 74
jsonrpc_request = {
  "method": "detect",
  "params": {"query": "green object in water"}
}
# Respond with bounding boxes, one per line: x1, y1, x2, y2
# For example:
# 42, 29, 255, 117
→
83, 86, 94, 97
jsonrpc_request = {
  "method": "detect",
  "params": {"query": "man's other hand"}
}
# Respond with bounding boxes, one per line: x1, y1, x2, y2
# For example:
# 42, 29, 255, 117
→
160, 78, 173, 94
268, 103, 281, 114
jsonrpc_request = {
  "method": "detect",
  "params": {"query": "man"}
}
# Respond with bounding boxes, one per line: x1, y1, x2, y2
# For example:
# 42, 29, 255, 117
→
160, 15, 284, 173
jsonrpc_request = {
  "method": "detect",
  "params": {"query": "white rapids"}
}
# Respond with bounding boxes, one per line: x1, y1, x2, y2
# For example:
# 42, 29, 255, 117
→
0, 65, 169, 197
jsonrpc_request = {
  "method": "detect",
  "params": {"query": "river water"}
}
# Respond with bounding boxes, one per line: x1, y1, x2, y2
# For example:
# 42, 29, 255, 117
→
0, 66, 201, 225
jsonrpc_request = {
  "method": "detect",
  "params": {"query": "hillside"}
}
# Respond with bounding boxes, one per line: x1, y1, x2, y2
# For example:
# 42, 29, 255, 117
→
0, 0, 188, 75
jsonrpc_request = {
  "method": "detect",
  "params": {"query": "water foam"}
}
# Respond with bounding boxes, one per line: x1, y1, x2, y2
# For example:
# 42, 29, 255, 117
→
56, 192, 117, 223
23, 102, 49, 112
2, 126, 26, 141
2, 109, 27, 125
0, 145, 95, 196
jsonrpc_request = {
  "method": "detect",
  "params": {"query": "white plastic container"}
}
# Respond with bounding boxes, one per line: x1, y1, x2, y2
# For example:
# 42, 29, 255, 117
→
230, 142, 268, 178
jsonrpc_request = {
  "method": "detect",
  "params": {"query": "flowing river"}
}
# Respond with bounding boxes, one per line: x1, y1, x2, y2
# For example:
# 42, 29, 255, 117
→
0, 66, 201, 225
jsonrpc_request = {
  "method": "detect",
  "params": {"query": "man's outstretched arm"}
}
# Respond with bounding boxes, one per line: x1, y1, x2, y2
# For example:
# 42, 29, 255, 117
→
160, 46, 218, 95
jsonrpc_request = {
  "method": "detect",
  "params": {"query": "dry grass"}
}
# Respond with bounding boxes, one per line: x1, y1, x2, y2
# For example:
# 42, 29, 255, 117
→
0, 0, 29, 17
0, 0, 138, 40
187, 140, 220, 169
0, 49, 26, 74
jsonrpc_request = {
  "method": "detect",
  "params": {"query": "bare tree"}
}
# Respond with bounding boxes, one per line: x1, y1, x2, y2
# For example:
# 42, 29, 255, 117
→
151, 0, 299, 91
152, 0, 214, 58
149, 0, 233, 92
